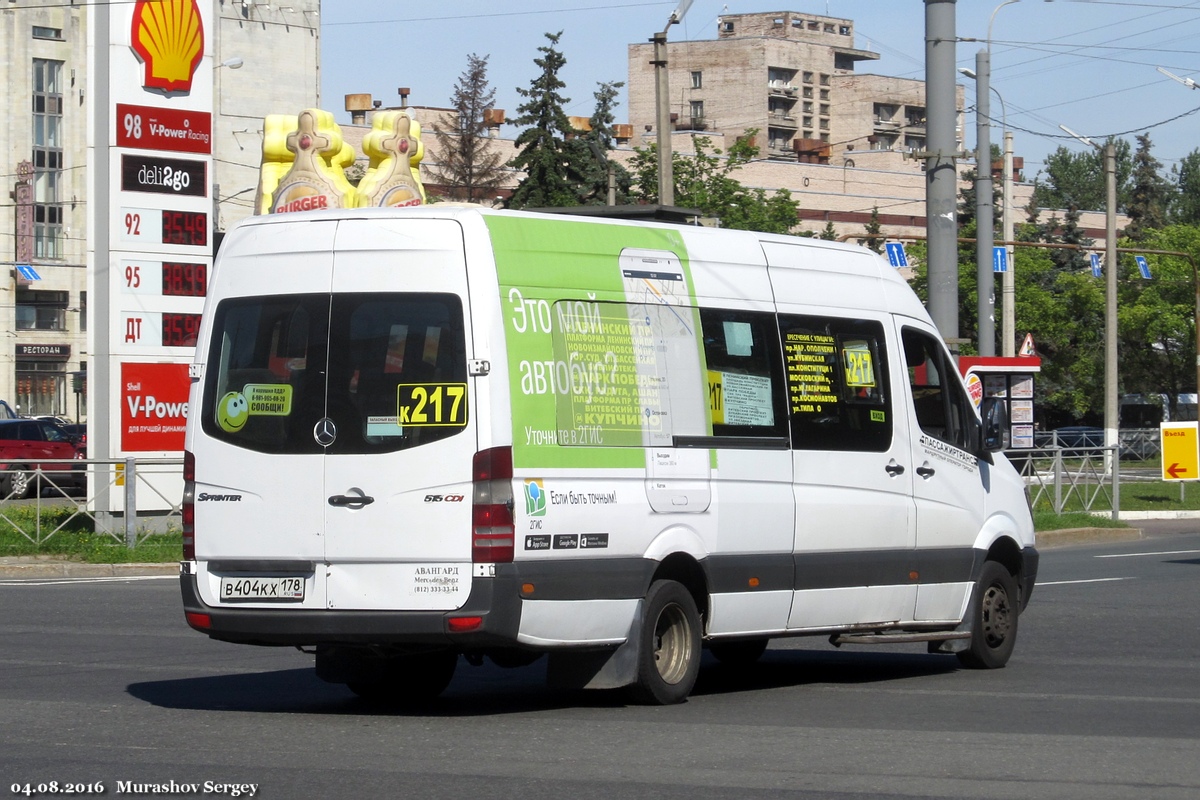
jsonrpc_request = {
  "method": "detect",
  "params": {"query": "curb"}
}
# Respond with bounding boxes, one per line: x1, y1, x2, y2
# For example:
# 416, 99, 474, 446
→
1037, 526, 1144, 549
0, 560, 178, 579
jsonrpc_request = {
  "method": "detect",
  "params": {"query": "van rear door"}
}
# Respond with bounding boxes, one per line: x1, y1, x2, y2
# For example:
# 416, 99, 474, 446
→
322, 218, 476, 611
195, 217, 475, 613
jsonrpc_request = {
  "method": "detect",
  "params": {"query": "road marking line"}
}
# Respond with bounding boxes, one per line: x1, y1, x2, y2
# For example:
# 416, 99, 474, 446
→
1095, 549, 1200, 558
1036, 577, 1132, 586
0, 575, 175, 586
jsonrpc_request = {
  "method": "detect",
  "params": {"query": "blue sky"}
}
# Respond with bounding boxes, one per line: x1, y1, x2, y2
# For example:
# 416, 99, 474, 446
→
318, 1, 1200, 179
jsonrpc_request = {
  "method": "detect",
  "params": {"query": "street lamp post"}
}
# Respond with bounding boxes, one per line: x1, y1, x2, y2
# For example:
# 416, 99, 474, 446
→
1062, 125, 1119, 471
651, 1, 694, 207
961, 66, 1016, 356
968, 0, 1021, 357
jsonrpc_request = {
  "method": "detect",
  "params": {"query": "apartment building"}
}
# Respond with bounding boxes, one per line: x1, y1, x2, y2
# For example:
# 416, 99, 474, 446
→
627, 10, 962, 164
0, 0, 319, 417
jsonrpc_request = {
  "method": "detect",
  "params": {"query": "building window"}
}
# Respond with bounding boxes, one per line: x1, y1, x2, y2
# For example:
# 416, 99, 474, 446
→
79, 291, 87, 332
773, 17, 784, 26
820, 73, 831, 86
16, 362, 67, 417
32, 59, 64, 260
16, 289, 68, 331
691, 71, 703, 89
820, 104, 830, 116
820, 89, 830, 101
839, 25, 851, 36
32, 26, 63, 40
803, 87, 813, 99
802, 71, 814, 84
722, 21, 734, 32
792, 19, 804, 29
819, 119, 829, 130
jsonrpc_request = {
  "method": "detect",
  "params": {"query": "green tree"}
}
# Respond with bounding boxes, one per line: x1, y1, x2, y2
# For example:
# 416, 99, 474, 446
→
862, 205, 883, 253
1173, 150, 1200, 224
506, 32, 582, 209
428, 53, 507, 203
628, 132, 799, 233
1124, 133, 1173, 240
818, 219, 838, 240
1032, 138, 1132, 212
1117, 225, 1200, 417
574, 80, 633, 206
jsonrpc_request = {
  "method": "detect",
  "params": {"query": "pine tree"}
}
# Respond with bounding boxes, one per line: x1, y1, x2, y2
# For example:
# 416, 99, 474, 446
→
819, 219, 838, 240
429, 53, 506, 203
574, 80, 632, 205
507, 32, 580, 209
1124, 132, 1172, 240
1173, 149, 1200, 224
863, 205, 883, 253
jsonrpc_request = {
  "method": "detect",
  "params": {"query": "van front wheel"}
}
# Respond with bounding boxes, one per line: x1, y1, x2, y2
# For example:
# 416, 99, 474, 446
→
628, 579, 701, 705
957, 560, 1019, 669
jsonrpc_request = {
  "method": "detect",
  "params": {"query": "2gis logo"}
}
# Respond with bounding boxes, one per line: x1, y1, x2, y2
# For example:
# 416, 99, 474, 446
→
524, 479, 547, 517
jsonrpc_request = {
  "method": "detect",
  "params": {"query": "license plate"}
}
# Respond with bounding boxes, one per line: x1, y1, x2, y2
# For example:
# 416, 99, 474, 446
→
220, 576, 305, 602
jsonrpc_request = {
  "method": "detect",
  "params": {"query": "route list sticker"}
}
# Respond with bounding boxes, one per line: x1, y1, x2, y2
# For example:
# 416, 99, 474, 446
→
784, 332, 839, 413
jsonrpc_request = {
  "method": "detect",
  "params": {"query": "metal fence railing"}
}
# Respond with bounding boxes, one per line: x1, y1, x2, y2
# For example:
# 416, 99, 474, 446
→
1008, 445, 1120, 519
0, 458, 183, 548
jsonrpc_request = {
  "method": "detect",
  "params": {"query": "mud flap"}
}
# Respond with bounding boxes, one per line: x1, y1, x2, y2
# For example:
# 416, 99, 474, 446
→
546, 600, 644, 690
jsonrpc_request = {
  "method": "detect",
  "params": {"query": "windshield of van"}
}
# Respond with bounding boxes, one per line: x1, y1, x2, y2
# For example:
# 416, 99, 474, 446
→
201, 293, 468, 455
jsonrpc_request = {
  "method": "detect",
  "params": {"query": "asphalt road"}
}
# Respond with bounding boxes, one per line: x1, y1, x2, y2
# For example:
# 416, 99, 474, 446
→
1, 524, 1198, 799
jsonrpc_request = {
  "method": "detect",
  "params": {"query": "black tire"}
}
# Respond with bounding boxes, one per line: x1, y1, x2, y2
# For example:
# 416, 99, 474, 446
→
709, 637, 769, 667
4, 465, 33, 499
957, 560, 1019, 669
628, 579, 702, 705
347, 650, 458, 704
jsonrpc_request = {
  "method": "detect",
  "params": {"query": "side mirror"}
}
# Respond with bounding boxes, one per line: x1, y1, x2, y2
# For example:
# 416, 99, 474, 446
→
979, 397, 1009, 457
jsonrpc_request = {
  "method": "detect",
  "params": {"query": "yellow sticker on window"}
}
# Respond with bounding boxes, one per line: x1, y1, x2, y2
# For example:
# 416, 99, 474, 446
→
843, 342, 876, 388
396, 383, 468, 427
244, 384, 293, 416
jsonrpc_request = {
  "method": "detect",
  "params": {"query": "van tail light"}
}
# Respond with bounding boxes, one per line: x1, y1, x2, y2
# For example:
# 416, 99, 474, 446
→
182, 450, 195, 560
472, 446, 514, 563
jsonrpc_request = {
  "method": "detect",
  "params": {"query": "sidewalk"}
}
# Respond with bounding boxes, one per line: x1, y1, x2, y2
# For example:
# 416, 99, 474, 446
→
3, 517, 1196, 578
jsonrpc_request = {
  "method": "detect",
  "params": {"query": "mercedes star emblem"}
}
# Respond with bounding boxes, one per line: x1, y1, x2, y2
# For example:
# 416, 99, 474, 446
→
314, 417, 337, 446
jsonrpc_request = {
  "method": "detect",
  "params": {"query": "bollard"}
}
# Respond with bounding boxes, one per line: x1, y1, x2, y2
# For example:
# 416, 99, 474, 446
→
124, 457, 137, 548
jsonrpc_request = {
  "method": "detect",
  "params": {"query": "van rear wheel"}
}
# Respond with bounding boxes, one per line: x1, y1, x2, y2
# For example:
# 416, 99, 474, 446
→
957, 560, 1019, 669
628, 579, 701, 705
346, 650, 458, 704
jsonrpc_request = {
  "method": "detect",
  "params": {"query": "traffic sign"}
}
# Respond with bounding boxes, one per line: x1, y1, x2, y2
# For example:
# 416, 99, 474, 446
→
15, 264, 41, 281
885, 242, 908, 268
1136, 255, 1152, 279
1160, 422, 1199, 481
1090, 253, 1102, 278
993, 246, 1008, 273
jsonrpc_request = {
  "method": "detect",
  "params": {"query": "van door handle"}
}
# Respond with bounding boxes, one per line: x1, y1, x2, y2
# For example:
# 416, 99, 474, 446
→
915, 464, 936, 479
328, 492, 375, 508
885, 460, 905, 476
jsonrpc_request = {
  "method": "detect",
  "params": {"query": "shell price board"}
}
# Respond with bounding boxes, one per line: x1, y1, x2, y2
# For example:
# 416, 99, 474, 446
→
1160, 422, 1199, 481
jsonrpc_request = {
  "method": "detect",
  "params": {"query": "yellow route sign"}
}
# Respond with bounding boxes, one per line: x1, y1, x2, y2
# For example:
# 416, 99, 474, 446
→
1160, 422, 1199, 481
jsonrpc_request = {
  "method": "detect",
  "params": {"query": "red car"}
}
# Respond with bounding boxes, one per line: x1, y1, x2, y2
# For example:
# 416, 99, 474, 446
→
0, 418, 86, 498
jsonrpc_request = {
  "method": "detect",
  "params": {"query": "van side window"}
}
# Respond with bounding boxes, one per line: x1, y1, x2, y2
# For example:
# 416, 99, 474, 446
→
901, 327, 972, 451
700, 309, 788, 439
778, 315, 892, 452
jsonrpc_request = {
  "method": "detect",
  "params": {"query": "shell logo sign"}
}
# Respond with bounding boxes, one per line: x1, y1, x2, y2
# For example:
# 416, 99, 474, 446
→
130, 0, 205, 94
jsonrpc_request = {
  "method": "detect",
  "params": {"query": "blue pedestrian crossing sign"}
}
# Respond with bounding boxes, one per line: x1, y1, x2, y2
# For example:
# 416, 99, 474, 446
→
1135, 255, 1152, 279
885, 242, 908, 268
15, 265, 41, 281
993, 246, 1008, 273
1090, 253, 1102, 277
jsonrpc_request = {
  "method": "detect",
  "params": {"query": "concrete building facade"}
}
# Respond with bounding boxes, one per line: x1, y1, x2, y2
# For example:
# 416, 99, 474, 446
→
0, 0, 319, 419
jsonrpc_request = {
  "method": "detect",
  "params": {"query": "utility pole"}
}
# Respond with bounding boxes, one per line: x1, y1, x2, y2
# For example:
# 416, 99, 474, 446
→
974, 46, 995, 355
924, 0, 959, 344
652, 1, 694, 208
1002, 129, 1015, 355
